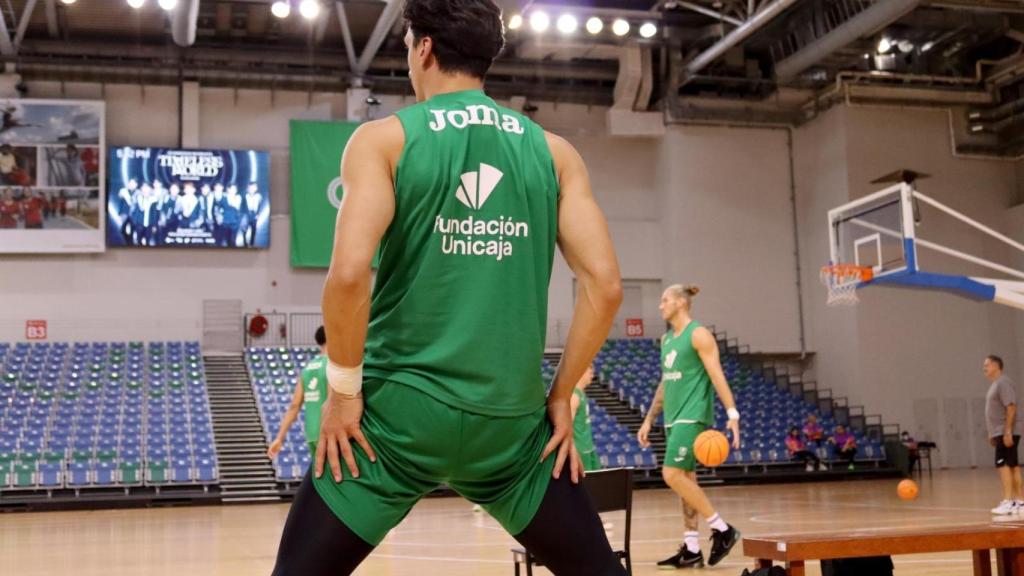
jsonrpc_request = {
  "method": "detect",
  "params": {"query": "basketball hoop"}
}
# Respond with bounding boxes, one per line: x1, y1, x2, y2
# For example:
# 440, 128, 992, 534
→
820, 264, 873, 306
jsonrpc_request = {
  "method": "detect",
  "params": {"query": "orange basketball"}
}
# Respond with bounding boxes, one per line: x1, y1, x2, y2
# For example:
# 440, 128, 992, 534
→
897, 479, 919, 500
694, 429, 730, 467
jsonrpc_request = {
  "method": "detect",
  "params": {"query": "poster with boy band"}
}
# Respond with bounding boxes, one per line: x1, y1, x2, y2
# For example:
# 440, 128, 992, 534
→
106, 146, 270, 248
0, 99, 105, 253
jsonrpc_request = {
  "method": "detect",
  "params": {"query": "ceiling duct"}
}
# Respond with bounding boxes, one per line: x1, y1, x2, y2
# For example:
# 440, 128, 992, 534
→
683, 0, 800, 84
608, 45, 664, 136
774, 0, 922, 83
172, 0, 201, 47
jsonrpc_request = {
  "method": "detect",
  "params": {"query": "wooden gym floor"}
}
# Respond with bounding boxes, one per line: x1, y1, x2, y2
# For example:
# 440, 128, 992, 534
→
1, 468, 1015, 575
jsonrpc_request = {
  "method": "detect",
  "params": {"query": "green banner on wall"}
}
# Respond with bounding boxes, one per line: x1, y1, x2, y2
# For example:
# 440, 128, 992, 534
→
289, 119, 359, 268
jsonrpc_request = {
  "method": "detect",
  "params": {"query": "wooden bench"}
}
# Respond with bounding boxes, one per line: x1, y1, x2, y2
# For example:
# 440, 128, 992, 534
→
743, 522, 1024, 576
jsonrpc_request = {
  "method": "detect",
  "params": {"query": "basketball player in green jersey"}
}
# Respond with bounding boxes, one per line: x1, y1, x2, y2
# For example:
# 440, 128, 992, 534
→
638, 284, 742, 569
572, 365, 600, 471
267, 326, 328, 462
271, 1, 625, 574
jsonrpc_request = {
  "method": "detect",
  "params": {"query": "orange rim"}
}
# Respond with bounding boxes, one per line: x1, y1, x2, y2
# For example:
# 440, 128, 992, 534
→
820, 264, 874, 283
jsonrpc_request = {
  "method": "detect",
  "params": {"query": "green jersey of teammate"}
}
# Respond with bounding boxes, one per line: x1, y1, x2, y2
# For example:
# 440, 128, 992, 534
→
301, 354, 328, 444
660, 321, 715, 428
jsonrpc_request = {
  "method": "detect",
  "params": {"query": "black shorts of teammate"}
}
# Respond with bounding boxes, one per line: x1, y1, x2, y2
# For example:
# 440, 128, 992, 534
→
995, 435, 1021, 468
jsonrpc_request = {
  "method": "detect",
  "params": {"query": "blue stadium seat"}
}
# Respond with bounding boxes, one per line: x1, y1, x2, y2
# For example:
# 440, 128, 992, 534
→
67, 461, 90, 487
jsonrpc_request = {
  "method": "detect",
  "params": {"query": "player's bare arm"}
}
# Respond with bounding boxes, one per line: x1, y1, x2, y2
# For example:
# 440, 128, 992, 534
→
638, 379, 665, 448
1006, 403, 1017, 448
543, 131, 623, 483
268, 376, 305, 460
693, 327, 741, 449
317, 117, 402, 482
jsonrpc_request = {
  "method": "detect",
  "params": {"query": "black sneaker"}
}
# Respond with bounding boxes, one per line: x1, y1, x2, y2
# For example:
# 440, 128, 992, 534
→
657, 546, 704, 569
707, 524, 741, 566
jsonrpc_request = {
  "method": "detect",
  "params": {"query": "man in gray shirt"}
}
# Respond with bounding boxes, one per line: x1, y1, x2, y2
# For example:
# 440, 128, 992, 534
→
985, 354, 1021, 515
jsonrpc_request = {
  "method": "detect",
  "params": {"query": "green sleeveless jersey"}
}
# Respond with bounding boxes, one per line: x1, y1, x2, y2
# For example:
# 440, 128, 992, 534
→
301, 354, 328, 443
661, 321, 714, 427
363, 89, 559, 417
572, 388, 596, 454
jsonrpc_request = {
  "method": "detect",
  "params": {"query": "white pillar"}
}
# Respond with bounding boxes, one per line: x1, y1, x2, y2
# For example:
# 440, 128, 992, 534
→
0, 70, 23, 99
346, 87, 371, 123
181, 81, 200, 148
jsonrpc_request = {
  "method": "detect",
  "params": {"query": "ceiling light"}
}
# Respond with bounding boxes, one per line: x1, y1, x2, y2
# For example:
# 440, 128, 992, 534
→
611, 18, 630, 37
529, 11, 550, 33
299, 0, 320, 19
877, 37, 892, 54
921, 41, 934, 53
556, 14, 578, 34
157, 0, 177, 10
969, 124, 985, 133
508, 14, 523, 30
585, 17, 603, 35
639, 22, 657, 39
897, 40, 914, 53
126, 0, 145, 7
59, 0, 76, 5
271, 1, 291, 18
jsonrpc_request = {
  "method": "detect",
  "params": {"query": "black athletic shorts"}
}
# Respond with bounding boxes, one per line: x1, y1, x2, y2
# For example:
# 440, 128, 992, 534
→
995, 435, 1021, 468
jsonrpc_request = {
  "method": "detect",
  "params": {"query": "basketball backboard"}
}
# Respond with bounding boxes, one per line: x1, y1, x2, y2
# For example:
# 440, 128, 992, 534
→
824, 182, 1024, 311
828, 183, 917, 281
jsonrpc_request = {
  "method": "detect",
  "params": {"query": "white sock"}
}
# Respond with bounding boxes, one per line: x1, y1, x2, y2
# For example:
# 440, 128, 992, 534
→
707, 512, 728, 532
684, 531, 700, 553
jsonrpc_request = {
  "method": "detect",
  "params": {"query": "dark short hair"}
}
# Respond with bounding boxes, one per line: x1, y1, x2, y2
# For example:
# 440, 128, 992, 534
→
403, 0, 505, 79
789, 426, 799, 434
988, 355, 1004, 370
315, 326, 326, 347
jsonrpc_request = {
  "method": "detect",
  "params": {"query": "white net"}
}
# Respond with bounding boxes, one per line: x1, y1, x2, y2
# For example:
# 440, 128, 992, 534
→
820, 266, 868, 306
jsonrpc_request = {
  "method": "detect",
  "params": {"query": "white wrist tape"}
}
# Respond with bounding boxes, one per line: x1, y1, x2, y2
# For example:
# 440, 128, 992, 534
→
327, 361, 363, 397
727, 408, 741, 421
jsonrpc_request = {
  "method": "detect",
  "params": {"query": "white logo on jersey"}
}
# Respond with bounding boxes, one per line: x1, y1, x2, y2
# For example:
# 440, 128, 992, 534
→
427, 105, 525, 135
665, 350, 678, 369
455, 163, 502, 210
308, 377, 318, 390
432, 163, 528, 262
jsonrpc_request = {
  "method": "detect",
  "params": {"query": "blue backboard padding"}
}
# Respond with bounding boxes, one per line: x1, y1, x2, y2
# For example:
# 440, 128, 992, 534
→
870, 271, 996, 302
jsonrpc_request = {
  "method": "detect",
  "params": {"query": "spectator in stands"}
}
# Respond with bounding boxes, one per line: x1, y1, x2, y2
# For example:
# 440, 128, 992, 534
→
267, 326, 328, 462
0, 187, 19, 228
803, 414, 824, 446
829, 425, 857, 470
786, 426, 820, 472
984, 354, 1021, 516
571, 365, 600, 472
21, 188, 45, 229
901, 431, 919, 474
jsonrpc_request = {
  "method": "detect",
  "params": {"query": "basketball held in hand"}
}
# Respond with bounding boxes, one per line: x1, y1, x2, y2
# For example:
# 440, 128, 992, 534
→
695, 429, 730, 467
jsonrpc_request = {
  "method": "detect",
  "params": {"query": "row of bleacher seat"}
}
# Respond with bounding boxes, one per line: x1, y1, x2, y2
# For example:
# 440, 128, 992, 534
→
0, 341, 219, 491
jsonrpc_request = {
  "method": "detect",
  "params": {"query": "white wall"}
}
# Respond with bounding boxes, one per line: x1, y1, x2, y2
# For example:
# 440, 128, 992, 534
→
796, 105, 1024, 467
657, 125, 801, 352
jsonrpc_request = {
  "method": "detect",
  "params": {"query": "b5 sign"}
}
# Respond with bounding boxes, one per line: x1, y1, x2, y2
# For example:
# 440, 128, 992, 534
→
625, 318, 644, 337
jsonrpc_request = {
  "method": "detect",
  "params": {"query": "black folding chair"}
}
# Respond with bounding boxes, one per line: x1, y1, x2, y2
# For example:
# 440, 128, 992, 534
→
511, 467, 634, 575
